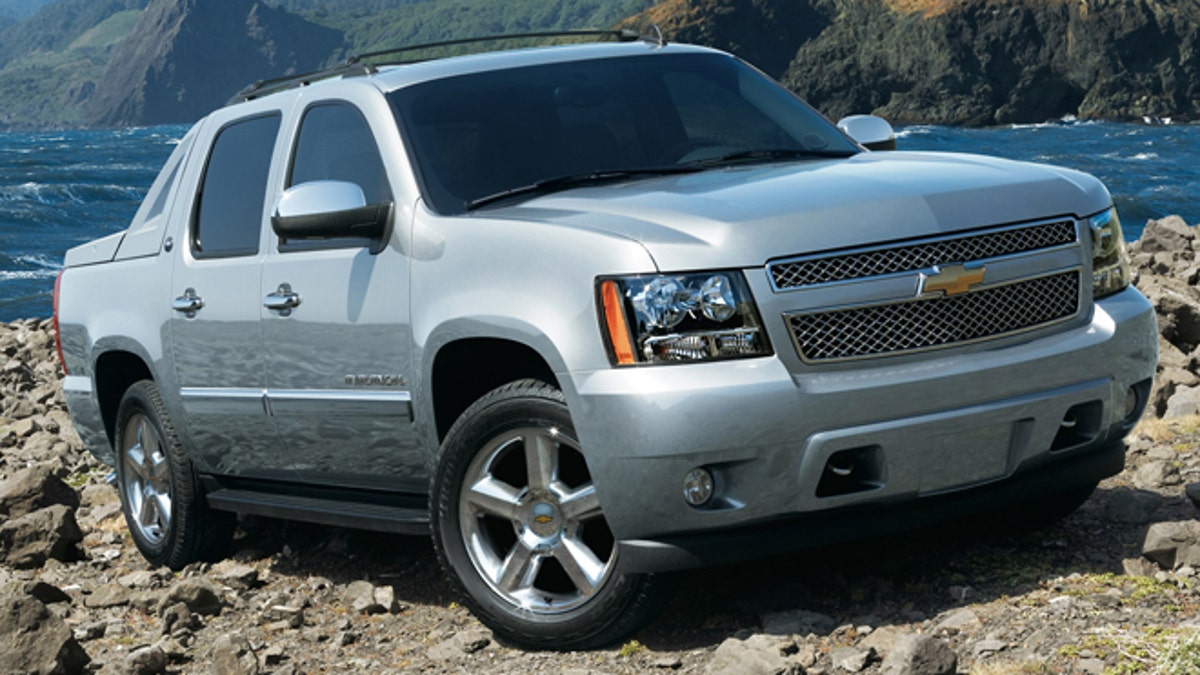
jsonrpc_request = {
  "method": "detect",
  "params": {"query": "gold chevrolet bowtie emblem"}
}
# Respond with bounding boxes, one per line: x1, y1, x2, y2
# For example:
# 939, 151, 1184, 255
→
921, 264, 986, 296
534, 515, 554, 524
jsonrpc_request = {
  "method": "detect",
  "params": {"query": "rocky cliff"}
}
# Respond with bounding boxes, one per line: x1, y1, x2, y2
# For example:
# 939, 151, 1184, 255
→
628, 0, 1200, 125
86, 0, 343, 128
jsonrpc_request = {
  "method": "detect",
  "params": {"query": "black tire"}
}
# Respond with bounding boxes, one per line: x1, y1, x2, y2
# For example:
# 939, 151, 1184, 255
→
431, 379, 666, 650
115, 380, 234, 569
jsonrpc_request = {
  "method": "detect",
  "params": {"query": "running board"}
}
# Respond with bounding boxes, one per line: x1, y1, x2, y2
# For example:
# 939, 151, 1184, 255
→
206, 489, 430, 535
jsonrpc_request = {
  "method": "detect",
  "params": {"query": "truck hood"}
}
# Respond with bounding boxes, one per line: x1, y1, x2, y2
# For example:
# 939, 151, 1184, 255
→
487, 151, 1111, 271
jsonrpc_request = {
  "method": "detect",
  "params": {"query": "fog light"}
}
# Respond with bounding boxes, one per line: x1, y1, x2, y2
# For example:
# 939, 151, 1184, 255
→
1124, 385, 1138, 419
683, 468, 714, 507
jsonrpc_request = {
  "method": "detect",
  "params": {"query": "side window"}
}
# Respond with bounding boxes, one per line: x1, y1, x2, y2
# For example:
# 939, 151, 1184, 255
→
289, 103, 392, 204
193, 114, 281, 258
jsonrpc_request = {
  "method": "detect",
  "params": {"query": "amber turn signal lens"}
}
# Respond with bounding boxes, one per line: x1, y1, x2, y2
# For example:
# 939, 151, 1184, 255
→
600, 280, 636, 365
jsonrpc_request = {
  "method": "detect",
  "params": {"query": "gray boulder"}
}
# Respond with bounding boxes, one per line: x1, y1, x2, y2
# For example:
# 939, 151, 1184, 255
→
705, 634, 801, 675
0, 588, 90, 675
1143, 521, 1200, 570
427, 628, 493, 662
1165, 385, 1200, 419
0, 504, 83, 568
0, 464, 80, 520
343, 579, 399, 615
1136, 215, 1196, 254
124, 645, 168, 675
209, 633, 258, 675
84, 582, 134, 609
879, 633, 957, 675
159, 577, 225, 617
831, 645, 875, 672
1104, 490, 1162, 525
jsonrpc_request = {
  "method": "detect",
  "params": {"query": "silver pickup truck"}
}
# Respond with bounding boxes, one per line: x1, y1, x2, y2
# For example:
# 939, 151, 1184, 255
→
56, 30, 1157, 649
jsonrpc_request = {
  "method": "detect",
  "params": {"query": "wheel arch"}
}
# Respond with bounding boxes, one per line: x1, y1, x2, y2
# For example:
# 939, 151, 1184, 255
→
93, 348, 155, 448
429, 337, 560, 442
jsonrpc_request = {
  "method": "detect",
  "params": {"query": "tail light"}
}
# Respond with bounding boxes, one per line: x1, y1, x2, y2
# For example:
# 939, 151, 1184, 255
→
53, 270, 68, 375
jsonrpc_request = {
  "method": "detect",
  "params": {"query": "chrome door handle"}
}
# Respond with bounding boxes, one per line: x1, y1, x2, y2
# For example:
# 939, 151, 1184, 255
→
264, 283, 302, 315
172, 288, 204, 316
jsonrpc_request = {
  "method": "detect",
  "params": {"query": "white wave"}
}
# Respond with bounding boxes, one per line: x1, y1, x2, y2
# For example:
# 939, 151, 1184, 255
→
894, 125, 936, 139
1008, 116, 1103, 131
63, 162, 146, 172
0, 182, 52, 203
1129, 152, 1159, 161
0, 269, 58, 281
0, 182, 144, 204
15, 255, 61, 270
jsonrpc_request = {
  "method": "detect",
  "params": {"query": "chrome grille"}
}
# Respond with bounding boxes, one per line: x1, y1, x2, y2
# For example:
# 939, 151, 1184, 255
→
770, 220, 1077, 289
786, 271, 1080, 362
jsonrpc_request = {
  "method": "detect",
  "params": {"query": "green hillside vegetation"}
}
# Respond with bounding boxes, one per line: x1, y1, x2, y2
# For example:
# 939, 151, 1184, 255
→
0, 3, 143, 129
0, 0, 146, 65
266, 0, 422, 15
69, 9, 142, 51
0, 0, 653, 130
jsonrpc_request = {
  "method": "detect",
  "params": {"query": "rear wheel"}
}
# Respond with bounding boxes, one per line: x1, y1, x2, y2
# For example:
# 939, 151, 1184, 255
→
115, 380, 233, 569
431, 379, 665, 649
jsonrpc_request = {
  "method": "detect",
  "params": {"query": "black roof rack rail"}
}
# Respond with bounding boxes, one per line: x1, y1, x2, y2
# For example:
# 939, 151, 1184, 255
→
345, 27, 663, 66
231, 26, 666, 103
233, 62, 376, 103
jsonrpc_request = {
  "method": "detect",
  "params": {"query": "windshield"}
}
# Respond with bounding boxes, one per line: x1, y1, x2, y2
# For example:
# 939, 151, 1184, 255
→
388, 52, 860, 214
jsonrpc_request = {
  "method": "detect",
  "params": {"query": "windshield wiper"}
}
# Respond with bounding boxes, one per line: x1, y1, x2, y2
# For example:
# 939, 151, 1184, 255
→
687, 148, 858, 168
465, 167, 701, 210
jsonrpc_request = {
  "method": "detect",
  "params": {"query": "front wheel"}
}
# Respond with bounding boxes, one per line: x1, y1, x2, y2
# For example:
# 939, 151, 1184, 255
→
431, 379, 665, 649
115, 380, 233, 569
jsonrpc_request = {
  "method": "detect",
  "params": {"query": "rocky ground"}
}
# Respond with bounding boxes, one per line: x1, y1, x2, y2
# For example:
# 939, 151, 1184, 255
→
4, 218, 1200, 674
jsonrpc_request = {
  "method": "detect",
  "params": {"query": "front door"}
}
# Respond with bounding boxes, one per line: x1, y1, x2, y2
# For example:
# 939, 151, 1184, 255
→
260, 101, 422, 492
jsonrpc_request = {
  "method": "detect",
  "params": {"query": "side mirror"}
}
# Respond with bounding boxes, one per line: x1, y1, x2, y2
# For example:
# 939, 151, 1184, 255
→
837, 115, 897, 151
272, 180, 393, 252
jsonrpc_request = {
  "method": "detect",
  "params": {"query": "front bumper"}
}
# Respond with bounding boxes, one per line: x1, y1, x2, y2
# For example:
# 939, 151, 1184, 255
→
616, 437, 1126, 572
568, 286, 1157, 571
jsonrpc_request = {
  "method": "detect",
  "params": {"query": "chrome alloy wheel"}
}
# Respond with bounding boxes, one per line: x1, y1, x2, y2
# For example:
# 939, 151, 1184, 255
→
120, 412, 173, 546
458, 425, 616, 613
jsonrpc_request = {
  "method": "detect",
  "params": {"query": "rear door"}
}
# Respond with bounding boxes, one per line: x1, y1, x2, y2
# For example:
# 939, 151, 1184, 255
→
169, 107, 292, 478
259, 96, 422, 492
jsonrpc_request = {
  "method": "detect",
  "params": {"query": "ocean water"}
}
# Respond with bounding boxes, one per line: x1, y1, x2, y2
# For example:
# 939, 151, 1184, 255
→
898, 120, 1198, 234
0, 126, 186, 322
1, 120, 1197, 322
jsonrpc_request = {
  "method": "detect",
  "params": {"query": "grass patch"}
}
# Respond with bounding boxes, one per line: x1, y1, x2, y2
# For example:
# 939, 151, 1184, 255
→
1159, 631, 1200, 675
1133, 413, 1200, 444
1049, 627, 1200, 674
618, 639, 646, 657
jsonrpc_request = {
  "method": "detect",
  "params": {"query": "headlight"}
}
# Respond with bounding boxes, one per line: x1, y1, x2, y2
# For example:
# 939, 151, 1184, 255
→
1090, 208, 1131, 299
598, 272, 771, 365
